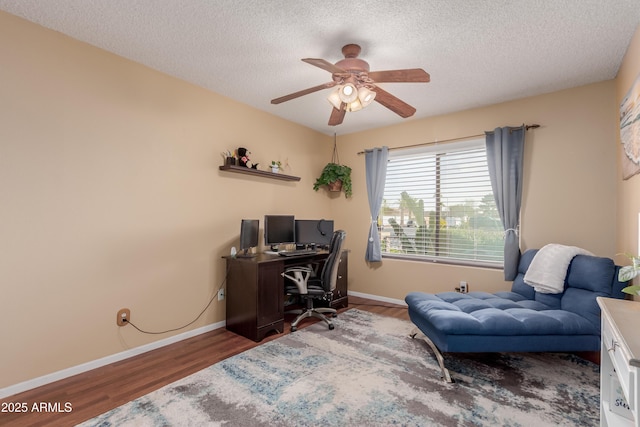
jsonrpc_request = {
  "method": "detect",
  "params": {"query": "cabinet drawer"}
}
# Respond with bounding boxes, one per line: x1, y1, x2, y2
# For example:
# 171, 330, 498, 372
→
604, 317, 635, 409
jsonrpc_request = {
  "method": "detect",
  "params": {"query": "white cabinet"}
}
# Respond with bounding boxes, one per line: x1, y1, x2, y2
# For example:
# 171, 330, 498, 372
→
598, 297, 640, 426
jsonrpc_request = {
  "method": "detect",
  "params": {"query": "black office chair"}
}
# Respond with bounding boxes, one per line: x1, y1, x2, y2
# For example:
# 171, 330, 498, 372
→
282, 230, 346, 332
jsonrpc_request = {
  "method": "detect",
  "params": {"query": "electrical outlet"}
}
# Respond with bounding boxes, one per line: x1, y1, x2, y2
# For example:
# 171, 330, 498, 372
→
459, 281, 468, 293
117, 308, 130, 326
217, 289, 225, 301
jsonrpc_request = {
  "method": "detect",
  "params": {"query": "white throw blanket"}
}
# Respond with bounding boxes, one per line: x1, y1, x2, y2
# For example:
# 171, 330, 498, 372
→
523, 244, 593, 294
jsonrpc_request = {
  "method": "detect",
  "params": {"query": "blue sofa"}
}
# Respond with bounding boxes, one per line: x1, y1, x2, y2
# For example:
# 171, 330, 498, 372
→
405, 249, 627, 382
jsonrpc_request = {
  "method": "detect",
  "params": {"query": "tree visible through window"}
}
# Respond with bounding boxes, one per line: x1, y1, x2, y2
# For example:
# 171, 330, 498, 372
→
380, 139, 504, 266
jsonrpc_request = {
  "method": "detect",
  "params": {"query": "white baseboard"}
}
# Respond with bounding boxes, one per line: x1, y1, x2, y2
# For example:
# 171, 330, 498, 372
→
0, 320, 226, 399
348, 290, 407, 307
2, 292, 402, 399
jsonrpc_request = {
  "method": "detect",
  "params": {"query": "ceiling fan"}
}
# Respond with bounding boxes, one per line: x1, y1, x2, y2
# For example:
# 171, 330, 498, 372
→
271, 44, 430, 126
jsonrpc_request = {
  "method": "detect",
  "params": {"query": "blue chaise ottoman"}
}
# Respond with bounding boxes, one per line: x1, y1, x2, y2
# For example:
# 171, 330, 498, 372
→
405, 249, 626, 382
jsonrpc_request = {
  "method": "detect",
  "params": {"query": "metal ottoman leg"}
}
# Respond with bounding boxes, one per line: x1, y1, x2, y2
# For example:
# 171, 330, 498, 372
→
410, 328, 454, 383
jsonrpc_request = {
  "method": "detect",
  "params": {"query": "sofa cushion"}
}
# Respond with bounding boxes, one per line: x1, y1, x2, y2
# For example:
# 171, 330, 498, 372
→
405, 291, 597, 336
561, 287, 608, 329
510, 250, 537, 300
513, 251, 618, 314
566, 254, 615, 292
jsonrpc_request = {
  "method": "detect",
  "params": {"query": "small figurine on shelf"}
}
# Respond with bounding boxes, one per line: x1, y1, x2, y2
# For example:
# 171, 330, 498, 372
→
222, 150, 236, 166
270, 161, 282, 173
237, 147, 258, 169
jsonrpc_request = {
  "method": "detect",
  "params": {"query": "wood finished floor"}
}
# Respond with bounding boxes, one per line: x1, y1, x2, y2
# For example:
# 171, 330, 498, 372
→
0, 296, 409, 427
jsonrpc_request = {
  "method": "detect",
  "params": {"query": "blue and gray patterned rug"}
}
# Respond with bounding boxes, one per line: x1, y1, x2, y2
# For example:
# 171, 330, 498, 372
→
80, 309, 599, 426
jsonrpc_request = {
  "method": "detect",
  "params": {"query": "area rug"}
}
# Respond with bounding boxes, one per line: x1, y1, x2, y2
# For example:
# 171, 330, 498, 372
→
79, 309, 600, 426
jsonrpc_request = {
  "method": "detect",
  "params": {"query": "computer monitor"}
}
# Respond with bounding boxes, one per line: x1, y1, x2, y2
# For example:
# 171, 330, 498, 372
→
295, 219, 334, 248
238, 219, 259, 257
264, 215, 295, 250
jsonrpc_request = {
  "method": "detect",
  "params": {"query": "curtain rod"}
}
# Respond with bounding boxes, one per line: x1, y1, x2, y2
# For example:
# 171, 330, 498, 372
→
356, 124, 540, 155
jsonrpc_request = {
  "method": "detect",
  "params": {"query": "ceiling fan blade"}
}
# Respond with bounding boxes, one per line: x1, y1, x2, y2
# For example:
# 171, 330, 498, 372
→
271, 81, 337, 104
328, 106, 346, 126
371, 86, 416, 118
368, 68, 430, 83
302, 58, 346, 74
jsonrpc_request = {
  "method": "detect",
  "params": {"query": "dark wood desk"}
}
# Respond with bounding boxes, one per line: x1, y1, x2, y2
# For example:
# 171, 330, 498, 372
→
224, 251, 348, 342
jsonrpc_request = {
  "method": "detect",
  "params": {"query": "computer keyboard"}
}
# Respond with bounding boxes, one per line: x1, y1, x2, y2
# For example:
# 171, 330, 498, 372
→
278, 249, 317, 257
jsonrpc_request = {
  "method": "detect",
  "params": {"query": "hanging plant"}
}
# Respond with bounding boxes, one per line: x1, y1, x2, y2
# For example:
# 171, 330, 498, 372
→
313, 134, 352, 198
313, 162, 352, 197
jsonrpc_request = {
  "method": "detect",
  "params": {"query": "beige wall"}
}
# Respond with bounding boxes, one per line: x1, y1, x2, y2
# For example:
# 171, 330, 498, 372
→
0, 12, 333, 389
616, 27, 640, 265
334, 80, 618, 298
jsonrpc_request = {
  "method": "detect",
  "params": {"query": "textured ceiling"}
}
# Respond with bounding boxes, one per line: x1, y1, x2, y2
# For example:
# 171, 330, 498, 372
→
1, 0, 639, 135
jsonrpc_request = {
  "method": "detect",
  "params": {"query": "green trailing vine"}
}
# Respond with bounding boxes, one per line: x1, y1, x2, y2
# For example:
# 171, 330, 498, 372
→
313, 162, 352, 198
619, 253, 640, 295
313, 134, 352, 198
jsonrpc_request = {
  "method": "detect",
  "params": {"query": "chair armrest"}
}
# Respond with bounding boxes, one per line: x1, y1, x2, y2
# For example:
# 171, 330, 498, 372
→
282, 267, 313, 294
284, 266, 313, 274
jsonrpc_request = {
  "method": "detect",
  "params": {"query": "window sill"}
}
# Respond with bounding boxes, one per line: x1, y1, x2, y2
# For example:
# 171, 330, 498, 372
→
382, 253, 503, 269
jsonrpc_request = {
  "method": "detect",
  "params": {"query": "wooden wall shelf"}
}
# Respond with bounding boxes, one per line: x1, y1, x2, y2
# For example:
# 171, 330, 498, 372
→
219, 164, 301, 182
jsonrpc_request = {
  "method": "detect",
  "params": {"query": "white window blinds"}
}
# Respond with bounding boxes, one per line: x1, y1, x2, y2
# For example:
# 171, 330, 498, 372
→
380, 139, 504, 267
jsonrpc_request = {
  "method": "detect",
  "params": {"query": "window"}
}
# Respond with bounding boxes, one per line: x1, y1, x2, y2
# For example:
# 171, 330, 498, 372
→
380, 138, 503, 267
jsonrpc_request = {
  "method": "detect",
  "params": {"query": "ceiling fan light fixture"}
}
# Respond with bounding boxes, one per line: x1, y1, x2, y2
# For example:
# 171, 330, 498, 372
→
328, 85, 375, 112
358, 86, 376, 107
346, 98, 363, 112
327, 87, 343, 110
338, 83, 358, 103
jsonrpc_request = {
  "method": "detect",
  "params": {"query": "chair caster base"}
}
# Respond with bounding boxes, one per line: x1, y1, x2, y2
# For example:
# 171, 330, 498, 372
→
328, 323, 335, 330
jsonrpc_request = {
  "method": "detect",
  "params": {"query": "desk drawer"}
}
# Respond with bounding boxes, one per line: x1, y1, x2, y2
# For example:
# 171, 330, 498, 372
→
603, 316, 635, 409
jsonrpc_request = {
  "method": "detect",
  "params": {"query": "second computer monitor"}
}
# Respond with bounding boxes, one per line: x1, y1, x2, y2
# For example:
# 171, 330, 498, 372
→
264, 215, 296, 250
295, 219, 334, 248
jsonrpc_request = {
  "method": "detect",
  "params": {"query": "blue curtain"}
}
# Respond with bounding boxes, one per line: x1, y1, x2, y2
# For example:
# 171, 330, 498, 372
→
365, 146, 389, 262
485, 126, 525, 280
